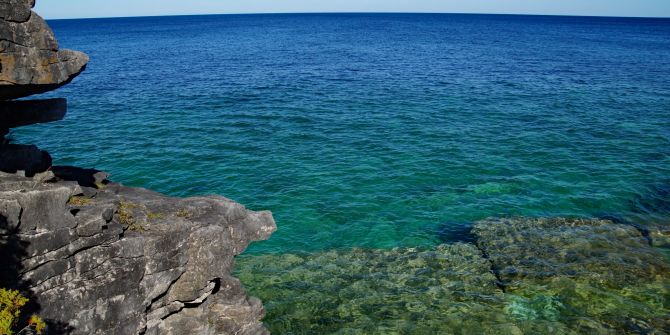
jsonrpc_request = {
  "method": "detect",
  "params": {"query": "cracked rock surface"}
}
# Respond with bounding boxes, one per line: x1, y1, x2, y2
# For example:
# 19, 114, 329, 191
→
0, 0, 88, 100
0, 168, 276, 335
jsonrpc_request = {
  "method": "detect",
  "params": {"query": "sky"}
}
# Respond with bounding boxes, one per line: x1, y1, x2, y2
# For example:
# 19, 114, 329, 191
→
35, 0, 670, 20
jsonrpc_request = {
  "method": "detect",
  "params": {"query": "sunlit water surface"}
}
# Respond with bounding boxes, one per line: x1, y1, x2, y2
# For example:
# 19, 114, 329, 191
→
14, 14, 670, 333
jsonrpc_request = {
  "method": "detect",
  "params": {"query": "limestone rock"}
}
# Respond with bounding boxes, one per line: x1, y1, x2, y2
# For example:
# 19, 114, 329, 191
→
0, 167, 276, 335
0, 0, 33, 23
0, 0, 88, 100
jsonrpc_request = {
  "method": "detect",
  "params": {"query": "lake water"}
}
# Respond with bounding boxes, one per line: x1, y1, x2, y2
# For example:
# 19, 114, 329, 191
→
14, 13, 670, 333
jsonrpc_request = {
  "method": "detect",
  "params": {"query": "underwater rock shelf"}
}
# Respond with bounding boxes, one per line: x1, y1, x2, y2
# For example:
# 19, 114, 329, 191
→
236, 217, 670, 334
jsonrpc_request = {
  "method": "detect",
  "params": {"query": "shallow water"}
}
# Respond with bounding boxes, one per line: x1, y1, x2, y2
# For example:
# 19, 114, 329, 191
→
235, 218, 670, 334
12, 13, 670, 332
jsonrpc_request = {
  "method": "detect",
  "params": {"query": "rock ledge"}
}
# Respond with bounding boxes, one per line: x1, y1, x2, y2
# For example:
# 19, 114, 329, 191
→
0, 0, 89, 100
0, 167, 276, 335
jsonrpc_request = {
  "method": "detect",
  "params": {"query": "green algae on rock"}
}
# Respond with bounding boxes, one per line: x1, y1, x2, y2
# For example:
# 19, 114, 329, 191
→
237, 217, 670, 334
236, 243, 515, 334
474, 217, 670, 334
473, 217, 670, 289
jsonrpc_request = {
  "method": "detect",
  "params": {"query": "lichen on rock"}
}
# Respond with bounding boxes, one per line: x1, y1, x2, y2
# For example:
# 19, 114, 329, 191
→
0, 168, 276, 334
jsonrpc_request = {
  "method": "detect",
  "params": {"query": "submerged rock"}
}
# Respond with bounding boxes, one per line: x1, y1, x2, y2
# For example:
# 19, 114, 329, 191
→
237, 217, 670, 334
474, 217, 670, 333
0, 0, 88, 100
646, 223, 670, 248
473, 217, 670, 288
0, 168, 276, 334
236, 244, 513, 334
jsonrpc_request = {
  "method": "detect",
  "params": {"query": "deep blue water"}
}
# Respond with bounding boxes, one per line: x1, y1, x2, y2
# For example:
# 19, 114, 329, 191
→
15, 13, 670, 253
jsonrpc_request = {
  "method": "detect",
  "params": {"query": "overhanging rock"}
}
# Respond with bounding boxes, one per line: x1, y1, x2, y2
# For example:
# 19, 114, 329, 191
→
0, 98, 67, 128
0, 0, 89, 100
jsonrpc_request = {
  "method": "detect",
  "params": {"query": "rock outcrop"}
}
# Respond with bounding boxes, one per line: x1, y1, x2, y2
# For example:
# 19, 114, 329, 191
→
0, 167, 276, 334
0, 0, 88, 100
0, 98, 67, 128
1, 2, 276, 333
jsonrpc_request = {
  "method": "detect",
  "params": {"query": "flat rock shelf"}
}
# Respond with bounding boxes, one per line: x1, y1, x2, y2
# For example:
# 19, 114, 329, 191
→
236, 217, 670, 334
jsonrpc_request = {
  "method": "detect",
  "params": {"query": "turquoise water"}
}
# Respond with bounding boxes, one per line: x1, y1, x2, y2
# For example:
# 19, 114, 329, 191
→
11, 14, 670, 333
14, 13, 670, 253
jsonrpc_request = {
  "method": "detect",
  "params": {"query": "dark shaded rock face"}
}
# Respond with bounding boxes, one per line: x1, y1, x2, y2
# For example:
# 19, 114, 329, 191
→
0, 168, 276, 334
0, 0, 88, 100
0, 98, 67, 128
0, 143, 51, 176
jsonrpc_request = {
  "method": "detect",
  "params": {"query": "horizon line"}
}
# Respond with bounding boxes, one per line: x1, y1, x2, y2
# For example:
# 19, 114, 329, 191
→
44, 11, 670, 21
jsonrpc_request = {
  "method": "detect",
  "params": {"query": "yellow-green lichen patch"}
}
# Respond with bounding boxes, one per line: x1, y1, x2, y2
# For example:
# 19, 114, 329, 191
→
117, 200, 146, 231
147, 212, 164, 220
175, 208, 193, 219
67, 195, 92, 206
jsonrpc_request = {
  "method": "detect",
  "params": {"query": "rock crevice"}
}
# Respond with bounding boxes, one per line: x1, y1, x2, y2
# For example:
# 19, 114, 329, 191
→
0, 168, 276, 335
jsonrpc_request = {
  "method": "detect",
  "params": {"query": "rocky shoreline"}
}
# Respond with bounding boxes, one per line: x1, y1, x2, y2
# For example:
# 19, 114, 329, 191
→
1, 1, 276, 334
2, 1, 670, 334
0, 164, 275, 334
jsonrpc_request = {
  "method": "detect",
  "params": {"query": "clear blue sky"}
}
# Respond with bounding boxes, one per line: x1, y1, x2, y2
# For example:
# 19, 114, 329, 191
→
35, 0, 670, 20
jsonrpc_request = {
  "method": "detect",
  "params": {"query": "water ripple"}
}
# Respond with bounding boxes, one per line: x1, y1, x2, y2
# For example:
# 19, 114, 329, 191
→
13, 13, 670, 253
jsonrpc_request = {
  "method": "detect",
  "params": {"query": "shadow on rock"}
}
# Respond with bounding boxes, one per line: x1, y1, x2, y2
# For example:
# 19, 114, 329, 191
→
0, 214, 49, 333
0, 144, 52, 177
52, 166, 109, 189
